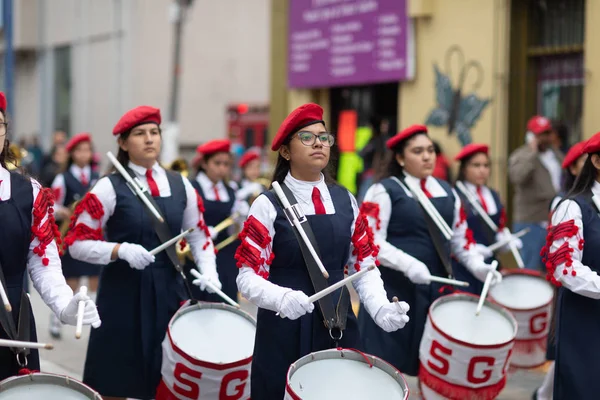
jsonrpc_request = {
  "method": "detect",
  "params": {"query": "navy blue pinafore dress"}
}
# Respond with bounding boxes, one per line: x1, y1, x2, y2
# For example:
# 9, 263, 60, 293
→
61, 169, 102, 278
251, 185, 361, 400
189, 178, 240, 302
82, 172, 187, 399
451, 186, 503, 294
553, 196, 600, 399
0, 173, 40, 379
358, 177, 454, 376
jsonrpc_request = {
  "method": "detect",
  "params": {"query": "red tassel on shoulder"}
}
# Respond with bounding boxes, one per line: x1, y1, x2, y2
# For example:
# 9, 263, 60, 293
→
351, 214, 379, 271
234, 240, 270, 279
359, 202, 381, 231
541, 219, 581, 287
456, 206, 468, 228
31, 188, 61, 262
63, 192, 105, 252
239, 216, 271, 249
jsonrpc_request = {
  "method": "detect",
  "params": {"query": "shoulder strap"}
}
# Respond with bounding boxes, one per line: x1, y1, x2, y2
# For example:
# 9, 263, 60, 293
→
0, 263, 32, 365
456, 189, 496, 244
272, 183, 350, 333
392, 176, 454, 277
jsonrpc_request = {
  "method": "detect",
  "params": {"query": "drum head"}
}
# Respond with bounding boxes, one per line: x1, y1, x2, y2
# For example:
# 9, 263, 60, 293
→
170, 302, 256, 364
489, 271, 554, 310
0, 373, 101, 399
287, 349, 408, 399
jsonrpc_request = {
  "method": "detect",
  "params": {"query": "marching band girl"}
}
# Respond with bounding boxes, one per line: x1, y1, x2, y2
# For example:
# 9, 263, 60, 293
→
65, 106, 219, 400
452, 143, 522, 293
542, 132, 600, 399
235, 148, 267, 202
49, 132, 100, 338
0, 92, 100, 379
235, 103, 409, 399
535, 139, 587, 400
189, 139, 249, 301
358, 125, 501, 376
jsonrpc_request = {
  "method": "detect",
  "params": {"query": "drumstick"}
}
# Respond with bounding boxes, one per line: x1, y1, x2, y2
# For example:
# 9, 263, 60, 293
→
75, 286, 88, 339
0, 283, 11, 312
149, 228, 194, 256
486, 228, 529, 252
430, 276, 470, 287
0, 338, 53, 350
189, 269, 240, 308
307, 265, 375, 304
475, 260, 499, 316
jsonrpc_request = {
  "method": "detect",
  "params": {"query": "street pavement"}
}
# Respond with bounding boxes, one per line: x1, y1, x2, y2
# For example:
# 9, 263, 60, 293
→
30, 286, 543, 399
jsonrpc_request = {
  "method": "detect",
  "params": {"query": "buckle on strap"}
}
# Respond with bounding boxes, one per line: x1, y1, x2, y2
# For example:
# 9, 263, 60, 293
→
329, 327, 343, 341
15, 352, 27, 368
283, 203, 307, 225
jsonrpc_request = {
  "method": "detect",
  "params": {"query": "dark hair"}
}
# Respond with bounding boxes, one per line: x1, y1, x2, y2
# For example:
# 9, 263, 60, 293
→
565, 155, 598, 200
271, 128, 337, 187
116, 130, 131, 167
374, 132, 429, 182
456, 151, 490, 182
0, 112, 17, 169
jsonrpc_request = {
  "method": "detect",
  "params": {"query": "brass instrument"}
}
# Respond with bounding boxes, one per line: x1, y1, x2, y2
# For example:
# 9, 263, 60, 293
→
6, 143, 29, 171
169, 158, 190, 178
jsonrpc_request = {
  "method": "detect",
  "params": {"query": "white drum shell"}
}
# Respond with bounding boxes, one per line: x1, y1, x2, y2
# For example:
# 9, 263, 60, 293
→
0, 373, 102, 400
284, 348, 409, 400
158, 301, 256, 400
418, 294, 517, 400
489, 270, 554, 369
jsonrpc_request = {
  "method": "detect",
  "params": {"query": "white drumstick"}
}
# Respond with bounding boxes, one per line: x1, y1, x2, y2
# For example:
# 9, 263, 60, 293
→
189, 269, 240, 308
0, 283, 11, 312
0, 338, 53, 350
307, 265, 375, 304
486, 228, 530, 252
476, 260, 499, 316
75, 286, 88, 339
430, 276, 470, 287
149, 228, 194, 256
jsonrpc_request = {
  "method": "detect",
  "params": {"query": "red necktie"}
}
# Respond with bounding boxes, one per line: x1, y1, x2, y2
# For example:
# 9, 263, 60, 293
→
213, 185, 221, 201
145, 169, 160, 197
476, 186, 489, 213
80, 171, 88, 186
312, 187, 326, 215
420, 179, 433, 199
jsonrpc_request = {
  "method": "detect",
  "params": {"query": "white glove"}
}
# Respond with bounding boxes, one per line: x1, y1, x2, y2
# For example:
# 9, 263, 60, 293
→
404, 259, 432, 285
207, 226, 219, 240
470, 260, 503, 284
117, 242, 155, 270
233, 200, 250, 220
192, 269, 223, 293
374, 301, 410, 332
59, 291, 102, 328
277, 290, 314, 320
495, 230, 523, 253
474, 243, 494, 259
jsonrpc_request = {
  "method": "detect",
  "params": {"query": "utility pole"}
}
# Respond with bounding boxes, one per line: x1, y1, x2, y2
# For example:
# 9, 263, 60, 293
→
3, 0, 14, 119
162, 0, 193, 165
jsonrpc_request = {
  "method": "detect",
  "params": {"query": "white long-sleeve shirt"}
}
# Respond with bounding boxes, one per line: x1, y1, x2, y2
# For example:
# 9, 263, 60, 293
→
547, 181, 600, 299
235, 172, 389, 318
0, 167, 73, 318
361, 173, 484, 275
68, 161, 217, 274
461, 181, 499, 216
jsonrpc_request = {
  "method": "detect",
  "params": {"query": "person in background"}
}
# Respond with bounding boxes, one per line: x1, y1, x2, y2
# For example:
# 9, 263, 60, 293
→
40, 145, 68, 188
357, 117, 390, 202
26, 134, 44, 176
551, 121, 571, 155
235, 149, 267, 203
432, 140, 452, 182
508, 116, 563, 271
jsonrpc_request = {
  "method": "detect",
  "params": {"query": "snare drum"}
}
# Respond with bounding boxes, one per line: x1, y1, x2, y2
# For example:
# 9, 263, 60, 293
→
488, 269, 554, 368
285, 348, 409, 400
0, 372, 102, 399
157, 301, 256, 400
419, 293, 517, 400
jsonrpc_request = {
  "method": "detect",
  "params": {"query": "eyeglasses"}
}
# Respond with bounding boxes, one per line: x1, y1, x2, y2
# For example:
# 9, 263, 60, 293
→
296, 131, 335, 147
0, 123, 8, 137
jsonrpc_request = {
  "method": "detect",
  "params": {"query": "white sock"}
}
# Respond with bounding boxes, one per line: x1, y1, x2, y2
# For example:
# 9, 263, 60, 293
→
537, 362, 555, 400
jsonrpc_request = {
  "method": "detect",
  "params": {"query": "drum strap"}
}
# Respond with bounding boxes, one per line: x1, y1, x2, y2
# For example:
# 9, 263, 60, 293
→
394, 176, 454, 278
457, 192, 496, 244
123, 168, 197, 302
272, 184, 350, 334
0, 259, 31, 366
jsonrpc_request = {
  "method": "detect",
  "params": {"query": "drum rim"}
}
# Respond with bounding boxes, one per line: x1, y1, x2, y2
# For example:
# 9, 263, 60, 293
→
166, 300, 256, 369
285, 348, 409, 400
0, 372, 102, 399
429, 293, 518, 349
489, 269, 554, 311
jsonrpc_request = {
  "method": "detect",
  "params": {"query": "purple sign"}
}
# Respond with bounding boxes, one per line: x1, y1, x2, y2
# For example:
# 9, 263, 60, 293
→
288, 0, 413, 89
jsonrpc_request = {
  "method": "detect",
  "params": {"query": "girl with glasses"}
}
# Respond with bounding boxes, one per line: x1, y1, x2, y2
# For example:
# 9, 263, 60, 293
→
235, 103, 409, 399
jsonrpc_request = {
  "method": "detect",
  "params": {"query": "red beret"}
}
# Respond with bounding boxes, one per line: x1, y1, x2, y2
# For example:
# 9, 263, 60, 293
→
562, 140, 587, 169
386, 124, 428, 150
196, 139, 231, 156
66, 132, 92, 152
112, 106, 161, 136
454, 143, 489, 161
527, 115, 552, 135
271, 103, 324, 151
0, 92, 6, 113
583, 132, 600, 154
238, 150, 260, 168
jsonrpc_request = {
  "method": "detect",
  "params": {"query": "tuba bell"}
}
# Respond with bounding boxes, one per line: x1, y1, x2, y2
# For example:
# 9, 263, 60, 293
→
169, 158, 190, 178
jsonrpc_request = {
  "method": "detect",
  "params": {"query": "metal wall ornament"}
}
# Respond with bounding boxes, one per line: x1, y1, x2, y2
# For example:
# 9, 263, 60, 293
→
425, 45, 491, 146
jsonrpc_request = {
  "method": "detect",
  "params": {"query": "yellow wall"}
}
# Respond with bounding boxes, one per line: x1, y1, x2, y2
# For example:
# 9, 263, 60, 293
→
400, 0, 511, 198
583, 0, 600, 139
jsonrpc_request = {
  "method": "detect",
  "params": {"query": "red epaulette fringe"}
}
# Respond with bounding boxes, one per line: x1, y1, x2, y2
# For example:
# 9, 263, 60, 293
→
359, 202, 381, 230
351, 214, 380, 271
540, 219, 580, 287
31, 188, 61, 264
63, 193, 105, 251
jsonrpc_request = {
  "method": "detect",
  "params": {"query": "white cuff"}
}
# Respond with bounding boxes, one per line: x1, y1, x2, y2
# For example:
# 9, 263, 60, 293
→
236, 267, 290, 312
352, 268, 389, 319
